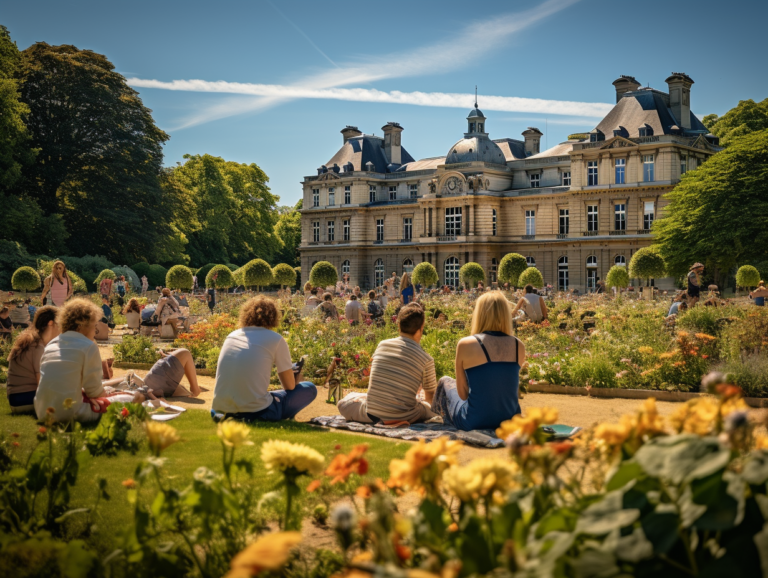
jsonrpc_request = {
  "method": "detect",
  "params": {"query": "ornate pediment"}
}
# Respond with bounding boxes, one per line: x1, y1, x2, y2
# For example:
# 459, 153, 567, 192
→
600, 136, 638, 150
436, 171, 466, 195
316, 171, 341, 181
691, 135, 716, 151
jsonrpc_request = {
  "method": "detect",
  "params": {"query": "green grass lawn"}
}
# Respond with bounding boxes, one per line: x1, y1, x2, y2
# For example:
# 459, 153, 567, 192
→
0, 394, 408, 551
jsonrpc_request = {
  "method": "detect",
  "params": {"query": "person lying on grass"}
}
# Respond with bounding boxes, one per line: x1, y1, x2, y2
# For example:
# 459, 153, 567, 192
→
337, 302, 438, 425
34, 299, 145, 423
212, 296, 317, 422
433, 291, 526, 431
116, 349, 201, 399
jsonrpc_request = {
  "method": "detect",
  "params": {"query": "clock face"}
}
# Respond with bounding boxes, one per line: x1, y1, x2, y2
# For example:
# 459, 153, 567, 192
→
447, 178, 457, 191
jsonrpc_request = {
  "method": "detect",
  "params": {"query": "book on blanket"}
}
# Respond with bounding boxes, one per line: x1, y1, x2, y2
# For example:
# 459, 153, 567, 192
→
540, 424, 582, 440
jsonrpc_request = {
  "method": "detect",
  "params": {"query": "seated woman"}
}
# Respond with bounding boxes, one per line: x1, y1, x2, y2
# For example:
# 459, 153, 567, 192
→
6, 306, 59, 414
511, 285, 548, 324
155, 288, 182, 337
750, 281, 768, 306
433, 291, 526, 431
122, 298, 142, 332
212, 296, 317, 422
317, 292, 339, 321
35, 299, 143, 423
129, 348, 201, 398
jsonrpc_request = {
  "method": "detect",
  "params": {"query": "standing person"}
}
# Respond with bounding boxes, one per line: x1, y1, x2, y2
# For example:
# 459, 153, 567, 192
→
750, 281, 768, 306
344, 294, 366, 325
511, 285, 548, 324
432, 291, 525, 431
400, 272, 414, 305
687, 263, 704, 307
141, 275, 149, 294
207, 286, 216, 312
212, 296, 317, 421
192, 274, 199, 293
115, 276, 127, 299
337, 303, 437, 424
0, 307, 13, 339
99, 275, 113, 300
6, 306, 59, 413
41, 260, 73, 307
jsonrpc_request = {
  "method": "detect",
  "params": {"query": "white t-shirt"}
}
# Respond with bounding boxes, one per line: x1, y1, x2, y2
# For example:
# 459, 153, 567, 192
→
345, 300, 364, 322
212, 327, 292, 414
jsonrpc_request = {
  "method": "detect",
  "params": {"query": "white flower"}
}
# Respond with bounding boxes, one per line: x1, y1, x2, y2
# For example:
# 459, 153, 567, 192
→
330, 504, 356, 532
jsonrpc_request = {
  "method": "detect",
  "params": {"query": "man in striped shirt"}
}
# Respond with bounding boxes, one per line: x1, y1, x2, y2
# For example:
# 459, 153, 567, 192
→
338, 303, 437, 424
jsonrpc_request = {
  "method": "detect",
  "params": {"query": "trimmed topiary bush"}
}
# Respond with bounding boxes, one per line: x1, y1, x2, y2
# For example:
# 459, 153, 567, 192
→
273, 263, 297, 288
629, 247, 666, 285
232, 267, 244, 287
459, 262, 485, 288
226, 263, 239, 272
309, 261, 338, 288
736, 265, 761, 290
242, 259, 273, 289
606, 265, 630, 290
11, 266, 41, 293
195, 263, 217, 285
166, 265, 194, 291
147, 264, 168, 289
498, 253, 528, 287
206, 264, 235, 289
412, 262, 439, 288
518, 267, 544, 288
112, 266, 140, 291
132, 262, 151, 280
94, 269, 116, 287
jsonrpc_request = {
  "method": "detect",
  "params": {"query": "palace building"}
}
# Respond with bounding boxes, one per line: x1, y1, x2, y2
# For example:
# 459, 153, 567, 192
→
299, 73, 721, 291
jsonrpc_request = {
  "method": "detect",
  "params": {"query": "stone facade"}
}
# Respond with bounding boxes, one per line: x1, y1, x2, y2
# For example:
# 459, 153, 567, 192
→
300, 74, 720, 292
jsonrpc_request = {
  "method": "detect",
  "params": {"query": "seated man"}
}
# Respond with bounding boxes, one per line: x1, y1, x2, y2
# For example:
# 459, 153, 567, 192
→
338, 303, 437, 424
344, 294, 367, 325
511, 285, 548, 324
212, 296, 317, 422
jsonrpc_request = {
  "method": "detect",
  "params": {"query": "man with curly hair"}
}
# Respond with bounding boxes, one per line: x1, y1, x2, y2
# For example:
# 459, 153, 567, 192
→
212, 297, 317, 421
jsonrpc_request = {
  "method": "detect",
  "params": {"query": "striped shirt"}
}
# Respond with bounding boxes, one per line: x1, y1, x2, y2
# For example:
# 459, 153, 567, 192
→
365, 336, 437, 422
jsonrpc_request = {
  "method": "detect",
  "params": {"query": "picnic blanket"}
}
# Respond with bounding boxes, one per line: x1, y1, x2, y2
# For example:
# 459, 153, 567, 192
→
309, 415, 505, 448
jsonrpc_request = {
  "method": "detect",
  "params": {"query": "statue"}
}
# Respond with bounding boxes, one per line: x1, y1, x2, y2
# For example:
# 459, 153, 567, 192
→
427, 179, 437, 194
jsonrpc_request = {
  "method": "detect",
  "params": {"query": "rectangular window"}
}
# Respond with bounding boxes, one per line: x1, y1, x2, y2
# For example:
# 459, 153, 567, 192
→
344, 186, 351, 204
328, 191, 335, 206
643, 155, 654, 182
409, 184, 418, 198
587, 161, 598, 186
587, 205, 598, 232
680, 155, 687, 176
525, 210, 535, 236
376, 218, 384, 241
312, 189, 319, 207
614, 203, 626, 231
492, 209, 497, 236
530, 173, 540, 188
643, 201, 655, 230
559, 209, 569, 235
615, 159, 625, 185
327, 221, 335, 241
312, 221, 320, 242
403, 217, 412, 240
343, 219, 350, 241
389, 186, 397, 201
444, 207, 462, 236
369, 185, 376, 203
561, 171, 571, 186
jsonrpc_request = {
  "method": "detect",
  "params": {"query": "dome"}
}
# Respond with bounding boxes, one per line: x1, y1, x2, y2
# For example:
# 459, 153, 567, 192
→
467, 107, 485, 118
445, 135, 507, 165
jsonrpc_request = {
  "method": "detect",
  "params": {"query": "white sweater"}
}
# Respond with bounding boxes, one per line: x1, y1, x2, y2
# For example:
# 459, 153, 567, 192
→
35, 331, 105, 422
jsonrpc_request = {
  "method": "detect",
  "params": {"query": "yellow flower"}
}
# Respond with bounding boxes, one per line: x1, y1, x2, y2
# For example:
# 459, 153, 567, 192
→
594, 419, 633, 447
755, 434, 768, 450
217, 420, 254, 449
225, 532, 302, 578
145, 422, 180, 455
496, 407, 559, 439
635, 398, 666, 438
387, 437, 462, 492
62, 398, 74, 410
670, 398, 718, 435
442, 458, 518, 502
694, 332, 716, 342
261, 440, 324, 476
638, 346, 654, 355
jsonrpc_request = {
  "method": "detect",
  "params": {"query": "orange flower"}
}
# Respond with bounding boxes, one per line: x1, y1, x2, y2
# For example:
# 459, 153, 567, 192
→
325, 444, 369, 484
388, 438, 462, 492
306, 480, 322, 493
225, 532, 302, 578
122, 479, 136, 489
356, 486, 372, 499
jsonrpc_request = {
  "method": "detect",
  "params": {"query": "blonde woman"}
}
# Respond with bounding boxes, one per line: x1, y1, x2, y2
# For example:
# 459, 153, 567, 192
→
400, 272, 414, 305
432, 291, 526, 431
35, 298, 143, 423
41, 260, 73, 307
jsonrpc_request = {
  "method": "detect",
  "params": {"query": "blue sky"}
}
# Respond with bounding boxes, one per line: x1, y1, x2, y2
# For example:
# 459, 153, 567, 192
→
5, 0, 767, 206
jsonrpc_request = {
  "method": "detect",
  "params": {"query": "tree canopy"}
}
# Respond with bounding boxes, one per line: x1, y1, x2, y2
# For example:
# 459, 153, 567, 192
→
412, 262, 439, 287
309, 262, 338, 288
459, 262, 485, 287
518, 267, 544, 288
498, 253, 528, 286
629, 247, 666, 283
166, 265, 193, 291
272, 263, 297, 288
703, 98, 768, 148
735, 265, 760, 289
274, 201, 302, 267
606, 265, 630, 289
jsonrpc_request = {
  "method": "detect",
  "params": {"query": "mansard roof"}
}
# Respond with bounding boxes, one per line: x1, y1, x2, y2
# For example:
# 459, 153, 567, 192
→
493, 138, 528, 161
324, 134, 415, 173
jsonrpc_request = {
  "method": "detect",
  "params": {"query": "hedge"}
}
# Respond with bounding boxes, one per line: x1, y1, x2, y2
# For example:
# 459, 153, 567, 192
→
94, 269, 116, 287
166, 265, 194, 291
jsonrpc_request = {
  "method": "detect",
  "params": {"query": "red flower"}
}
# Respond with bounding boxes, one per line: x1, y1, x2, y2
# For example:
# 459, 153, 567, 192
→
121, 407, 130, 418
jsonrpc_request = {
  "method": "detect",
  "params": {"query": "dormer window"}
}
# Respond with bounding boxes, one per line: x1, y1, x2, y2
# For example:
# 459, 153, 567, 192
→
589, 129, 605, 143
638, 124, 654, 137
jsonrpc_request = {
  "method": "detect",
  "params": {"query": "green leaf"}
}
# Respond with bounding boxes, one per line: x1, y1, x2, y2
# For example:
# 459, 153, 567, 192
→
606, 461, 644, 491
576, 490, 640, 536
58, 540, 97, 578
568, 549, 620, 578
743, 451, 768, 486
634, 435, 729, 485
640, 507, 679, 555
535, 508, 578, 538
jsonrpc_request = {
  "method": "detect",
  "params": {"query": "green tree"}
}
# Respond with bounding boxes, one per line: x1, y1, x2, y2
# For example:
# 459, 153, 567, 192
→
653, 130, 768, 281
274, 201, 302, 267
309, 261, 338, 288
459, 262, 485, 288
242, 259, 273, 290
11, 266, 40, 294
412, 262, 439, 288
272, 263, 297, 289
629, 247, 666, 286
147, 265, 168, 289
16, 42, 172, 263
703, 98, 768, 148
736, 265, 760, 290
166, 265, 193, 291
605, 265, 630, 290
518, 267, 544, 288
206, 265, 235, 289
195, 263, 218, 285
498, 253, 528, 287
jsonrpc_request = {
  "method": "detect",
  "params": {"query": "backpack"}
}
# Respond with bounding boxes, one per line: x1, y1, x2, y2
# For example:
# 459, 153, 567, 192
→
368, 301, 381, 317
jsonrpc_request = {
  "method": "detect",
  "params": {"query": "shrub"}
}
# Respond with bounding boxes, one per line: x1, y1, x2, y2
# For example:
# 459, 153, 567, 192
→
242, 259, 273, 288
606, 265, 630, 289
226, 263, 239, 272
113, 335, 160, 364
498, 253, 528, 286
232, 267, 244, 286
718, 353, 768, 397
309, 261, 338, 288
131, 261, 151, 280
629, 247, 666, 284
459, 262, 485, 287
0, 239, 39, 290
147, 264, 168, 288
166, 265, 194, 291
568, 132, 588, 140
676, 306, 721, 336
736, 264, 760, 289
112, 266, 141, 291
206, 264, 235, 289
93, 268, 116, 287
518, 266, 544, 288
195, 263, 218, 284
273, 263, 297, 288
61, 255, 114, 286
412, 262, 439, 287
11, 266, 41, 292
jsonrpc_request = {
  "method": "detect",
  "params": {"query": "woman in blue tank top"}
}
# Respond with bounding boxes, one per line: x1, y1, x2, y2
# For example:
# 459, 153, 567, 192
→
433, 291, 526, 431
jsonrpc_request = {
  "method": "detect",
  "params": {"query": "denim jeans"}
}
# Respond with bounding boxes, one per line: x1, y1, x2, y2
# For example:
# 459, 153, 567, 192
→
225, 382, 318, 422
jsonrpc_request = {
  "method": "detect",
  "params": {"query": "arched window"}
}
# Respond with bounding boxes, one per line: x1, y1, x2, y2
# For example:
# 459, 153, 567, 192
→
558, 256, 569, 292
311, 260, 318, 268
586, 256, 597, 268
402, 259, 414, 274
341, 260, 350, 281
374, 259, 384, 288
526, 256, 536, 267
445, 257, 460, 288
586, 256, 598, 291
614, 255, 626, 267
490, 257, 498, 283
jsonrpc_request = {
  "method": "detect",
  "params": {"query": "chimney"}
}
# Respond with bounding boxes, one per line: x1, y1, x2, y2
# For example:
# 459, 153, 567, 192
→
381, 122, 404, 165
665, 73, 694, 129
340, 125, 362, 144
612, 75, 641, 103
522, 127, 543, 156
